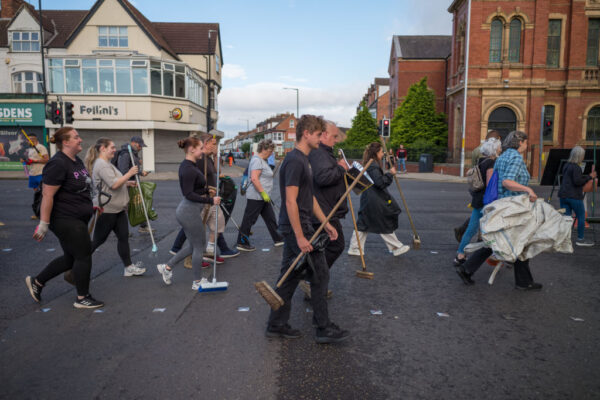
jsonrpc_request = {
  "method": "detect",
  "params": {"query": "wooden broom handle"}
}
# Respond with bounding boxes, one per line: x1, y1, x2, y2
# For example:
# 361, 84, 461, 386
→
276, 158, 374, 287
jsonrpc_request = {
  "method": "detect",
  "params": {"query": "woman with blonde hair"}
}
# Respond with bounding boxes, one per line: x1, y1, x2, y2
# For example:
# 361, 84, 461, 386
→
84, 138, 146, 277
348, 142, 410, 257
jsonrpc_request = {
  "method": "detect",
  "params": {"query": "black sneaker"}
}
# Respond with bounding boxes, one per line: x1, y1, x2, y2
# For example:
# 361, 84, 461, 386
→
515, 282, 543, 291
73, 294, 104, 309
453, 256, 466, 267
455, 264, 474, 285
315, 322, 350, 344
25, 276, 42, 303
265, 324, 302, 339
236, 242, 256, 252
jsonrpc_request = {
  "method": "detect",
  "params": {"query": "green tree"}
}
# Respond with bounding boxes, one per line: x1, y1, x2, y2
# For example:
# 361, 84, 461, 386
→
241, 142, 251, 155
339, 101, 380, 150
390, 77, 447, 151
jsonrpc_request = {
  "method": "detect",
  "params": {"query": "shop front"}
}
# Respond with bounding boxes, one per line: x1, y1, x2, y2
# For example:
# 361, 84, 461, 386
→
0, 99, 46, 171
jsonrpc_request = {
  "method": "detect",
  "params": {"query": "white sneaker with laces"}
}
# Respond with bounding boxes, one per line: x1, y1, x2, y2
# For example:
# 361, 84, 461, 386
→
192, 278, 209, 290
124, 262, 146, 277
393, 245, 410, 256
157, 264, 172, 285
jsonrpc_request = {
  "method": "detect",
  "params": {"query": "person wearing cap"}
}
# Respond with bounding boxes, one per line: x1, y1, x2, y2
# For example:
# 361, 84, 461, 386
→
117, 136, 151, 233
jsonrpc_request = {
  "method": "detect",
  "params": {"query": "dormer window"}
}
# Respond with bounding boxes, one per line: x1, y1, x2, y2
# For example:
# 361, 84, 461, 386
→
11, 32, 40, 52
98, 26, 128, 48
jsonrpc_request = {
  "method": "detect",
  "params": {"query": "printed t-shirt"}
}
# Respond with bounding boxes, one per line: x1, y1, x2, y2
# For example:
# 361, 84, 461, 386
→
28, 144, 48, 176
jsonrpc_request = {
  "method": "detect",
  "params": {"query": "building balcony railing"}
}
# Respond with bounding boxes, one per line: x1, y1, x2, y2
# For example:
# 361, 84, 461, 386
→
583, 68, 599, 82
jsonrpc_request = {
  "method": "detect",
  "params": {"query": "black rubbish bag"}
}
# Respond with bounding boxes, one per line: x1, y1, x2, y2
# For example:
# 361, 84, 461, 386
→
128, 181, 158, 227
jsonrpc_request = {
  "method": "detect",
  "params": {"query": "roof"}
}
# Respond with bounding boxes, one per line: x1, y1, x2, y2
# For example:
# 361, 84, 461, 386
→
154, 22, 220, 56
42, 10, 87, 47
392, 35, 451, 59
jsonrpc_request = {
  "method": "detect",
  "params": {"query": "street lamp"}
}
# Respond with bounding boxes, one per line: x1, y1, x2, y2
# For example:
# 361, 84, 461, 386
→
238, 118, 250, 132
207, 29, 217, 133
283, 87, 299, 117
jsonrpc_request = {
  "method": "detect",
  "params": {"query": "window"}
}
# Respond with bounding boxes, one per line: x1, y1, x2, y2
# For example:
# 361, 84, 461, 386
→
48, 59, 64, 93
547, 20, 562, 68
12, 71, 42, 93
489, 19, 503, 62
11, 31, 39, 52
82, 59, 98, 94
587, 19, 600, 66
98, 26, 128, 48
132, 60, 148, 94
99, 59, 114, 93
543, 105, 555, 142
508, 19, 522, 63
150, 61, 162, 95
587, 106, 600, 141
116, 59, 131, 94
65, 59, 81, 93
289, 119, 294, 128
215, 55, 220, 74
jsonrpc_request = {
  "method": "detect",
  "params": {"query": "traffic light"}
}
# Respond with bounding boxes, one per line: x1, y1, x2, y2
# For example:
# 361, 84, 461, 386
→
381, 118, 390, 137
543, 120, 553, 140
50, 101, 63, 125
64, 102, 75, 124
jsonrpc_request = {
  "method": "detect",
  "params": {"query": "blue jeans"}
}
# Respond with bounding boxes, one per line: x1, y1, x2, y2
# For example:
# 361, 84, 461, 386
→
398, 158, 406, 172
560, 198, 586, 240
457, 207, 483, 255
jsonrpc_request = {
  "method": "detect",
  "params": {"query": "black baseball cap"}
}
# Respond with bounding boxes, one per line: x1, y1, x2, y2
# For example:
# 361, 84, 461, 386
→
131, 136, 147, 147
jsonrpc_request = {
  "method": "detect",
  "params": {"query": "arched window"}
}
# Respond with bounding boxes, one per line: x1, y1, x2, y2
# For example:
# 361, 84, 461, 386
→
12, 71, 42, 93
489, 19, 503, 62
508, 19, 522, 62
587, 106, 600, 141
488, 106, 517, 140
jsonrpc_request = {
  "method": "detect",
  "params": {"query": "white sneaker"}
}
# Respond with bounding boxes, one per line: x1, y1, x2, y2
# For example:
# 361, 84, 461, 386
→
347, 248, 360, 256
274, 241, 284, 247
393, 245, 410, 256
124, 262, 146, 277
157, 264, 172, 285
192, 278, 209, 291
205, 243, 215, 255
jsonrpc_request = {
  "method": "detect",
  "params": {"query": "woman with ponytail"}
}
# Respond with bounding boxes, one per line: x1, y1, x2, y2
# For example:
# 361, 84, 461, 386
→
156, 137, 221, 290
347, 142, 410, 257
84, 138, 145, 277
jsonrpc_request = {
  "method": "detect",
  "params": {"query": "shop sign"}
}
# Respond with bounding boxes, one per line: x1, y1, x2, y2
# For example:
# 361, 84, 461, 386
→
72, 102, 127, 120
0, 103, 45, 126
0, 126, 45, 171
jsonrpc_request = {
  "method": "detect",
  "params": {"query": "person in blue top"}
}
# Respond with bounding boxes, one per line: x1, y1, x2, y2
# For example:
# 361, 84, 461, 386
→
455, 131, 542, 291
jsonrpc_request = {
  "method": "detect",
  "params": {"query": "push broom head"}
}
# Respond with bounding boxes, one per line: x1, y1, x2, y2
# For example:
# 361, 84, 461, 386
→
254, 281, 284, 310
198, 279, 228, 293
356, 270, 374, 280
412, 235, 421, 250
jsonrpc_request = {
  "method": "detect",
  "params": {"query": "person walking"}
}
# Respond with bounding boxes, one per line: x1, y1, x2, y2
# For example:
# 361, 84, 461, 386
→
348, 142, 410, 257
455, 130, 543, 290
236, 139, 283, 251
21, 133, 48, 220
84, 138, 146, 277
266, 114, 349, 344
558, 146, 596, 247
396, 144, 407, 173
26, 127, 103, 309
453, 137, 501, 265
156, 137, 220, 289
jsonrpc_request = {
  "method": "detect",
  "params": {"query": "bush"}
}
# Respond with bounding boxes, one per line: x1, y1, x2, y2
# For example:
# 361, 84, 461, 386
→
404, 139, 447, 163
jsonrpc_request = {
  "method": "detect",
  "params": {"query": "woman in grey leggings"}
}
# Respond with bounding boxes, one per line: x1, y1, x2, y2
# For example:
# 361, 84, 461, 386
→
157, 137, 220, 290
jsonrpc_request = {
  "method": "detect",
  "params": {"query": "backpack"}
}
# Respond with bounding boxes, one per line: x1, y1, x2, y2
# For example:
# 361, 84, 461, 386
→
483, 170, 499, 205
111, 149, 126, 168
466, 160, 485, 192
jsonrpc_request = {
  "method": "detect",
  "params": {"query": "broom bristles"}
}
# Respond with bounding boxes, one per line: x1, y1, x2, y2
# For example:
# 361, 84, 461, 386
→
254, 281, 284, 310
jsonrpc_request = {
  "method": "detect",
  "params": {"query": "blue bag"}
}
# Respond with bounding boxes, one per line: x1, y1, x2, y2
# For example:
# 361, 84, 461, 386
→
483, 170, 499, 205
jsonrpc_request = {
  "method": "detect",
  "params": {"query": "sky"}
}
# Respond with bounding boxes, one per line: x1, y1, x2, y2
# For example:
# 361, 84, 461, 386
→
43, 0, 453, 138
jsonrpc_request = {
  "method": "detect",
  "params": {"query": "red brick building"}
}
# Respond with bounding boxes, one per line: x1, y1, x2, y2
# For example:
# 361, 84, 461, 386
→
359, 77, 390, 123
447, 0, 600, 176
388, 35, 452, 117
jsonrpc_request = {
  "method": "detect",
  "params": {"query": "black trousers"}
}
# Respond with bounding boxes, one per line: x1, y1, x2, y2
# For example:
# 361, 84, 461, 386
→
463, 247, 534, 287
92, 211, 132, 267
268, 231, 330, 329
238, 199, 283, 244
313, 218, 345, 269
36, 217, 92, 296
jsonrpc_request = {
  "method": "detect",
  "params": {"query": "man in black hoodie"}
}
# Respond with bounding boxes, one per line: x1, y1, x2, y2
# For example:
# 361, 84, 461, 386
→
300, 122, 348, 299
117, 136, 150, 233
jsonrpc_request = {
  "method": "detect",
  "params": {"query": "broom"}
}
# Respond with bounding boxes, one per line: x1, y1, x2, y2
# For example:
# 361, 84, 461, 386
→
128, 145, 158, 255
255, 159, 374, 310
344, 175, 373, 279
379, 138, 421, 249
199, 139, 228, 292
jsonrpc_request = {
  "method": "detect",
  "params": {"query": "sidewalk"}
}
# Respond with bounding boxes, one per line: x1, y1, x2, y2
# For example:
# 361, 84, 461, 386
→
396, 171, 467, 183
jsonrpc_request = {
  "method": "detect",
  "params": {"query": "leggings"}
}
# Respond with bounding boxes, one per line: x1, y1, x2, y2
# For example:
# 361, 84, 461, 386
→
92, 210, 132, 267
36, 217, 92, 296
166, 199, 207, 280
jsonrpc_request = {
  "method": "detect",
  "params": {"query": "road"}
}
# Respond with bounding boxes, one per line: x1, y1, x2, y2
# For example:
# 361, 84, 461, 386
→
1, 177, 599, 399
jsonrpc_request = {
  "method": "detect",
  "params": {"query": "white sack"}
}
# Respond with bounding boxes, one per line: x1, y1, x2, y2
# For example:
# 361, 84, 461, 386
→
480, 194, 573, 262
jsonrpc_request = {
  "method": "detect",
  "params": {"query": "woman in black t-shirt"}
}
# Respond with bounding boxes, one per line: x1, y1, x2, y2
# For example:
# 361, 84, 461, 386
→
26, 127, 103, 309
454, 137, 501, 266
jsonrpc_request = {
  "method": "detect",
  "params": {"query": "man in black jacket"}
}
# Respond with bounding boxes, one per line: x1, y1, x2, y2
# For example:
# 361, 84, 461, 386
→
300, 122, 348, 299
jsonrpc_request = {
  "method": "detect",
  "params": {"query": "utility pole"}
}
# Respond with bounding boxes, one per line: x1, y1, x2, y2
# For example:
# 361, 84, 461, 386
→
459, 0, 472, 177
283, 87, 299, 117
207, 29, 217, 133
38, 0, 48, 143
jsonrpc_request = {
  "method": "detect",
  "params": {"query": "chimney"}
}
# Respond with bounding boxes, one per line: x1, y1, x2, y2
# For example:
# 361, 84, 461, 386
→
1, 0, 25, 19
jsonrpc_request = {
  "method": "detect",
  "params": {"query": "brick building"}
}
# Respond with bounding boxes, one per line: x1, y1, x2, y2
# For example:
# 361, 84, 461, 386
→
388, 35, 452, 118
358, 77, 390, 123
226, 113, 297, 156
447, 0, 600, 176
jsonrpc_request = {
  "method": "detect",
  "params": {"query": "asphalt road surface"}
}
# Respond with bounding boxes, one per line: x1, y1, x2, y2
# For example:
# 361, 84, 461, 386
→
1, 177, 599, 399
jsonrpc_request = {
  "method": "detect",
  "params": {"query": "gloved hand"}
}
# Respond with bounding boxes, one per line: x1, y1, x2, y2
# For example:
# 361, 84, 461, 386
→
25, 159, 34, 165
33, 221, 49, 241
260, 191, 271, 202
